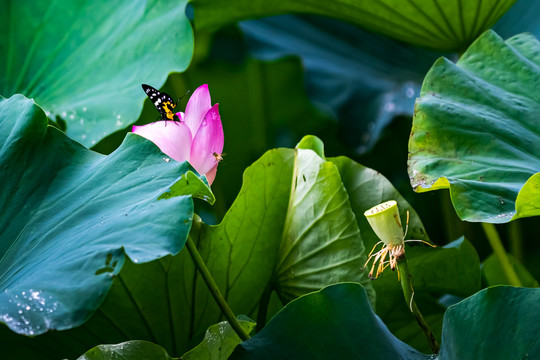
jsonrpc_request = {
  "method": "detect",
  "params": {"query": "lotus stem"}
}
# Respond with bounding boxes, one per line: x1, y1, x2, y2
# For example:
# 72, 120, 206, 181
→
185, 236, 251, 341
482, 223, 522, 287
396, 248, 439, 354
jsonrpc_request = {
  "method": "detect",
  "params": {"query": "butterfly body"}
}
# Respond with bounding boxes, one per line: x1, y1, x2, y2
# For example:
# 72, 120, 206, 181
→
142, 84, 179, 122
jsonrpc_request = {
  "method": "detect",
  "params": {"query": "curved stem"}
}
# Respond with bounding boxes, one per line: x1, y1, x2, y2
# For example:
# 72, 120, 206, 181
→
482, 223, 522, 287
508, 221, 523, 262
256, 283, 273, 333
185, 236, 251, 341
396, 252, 439, 354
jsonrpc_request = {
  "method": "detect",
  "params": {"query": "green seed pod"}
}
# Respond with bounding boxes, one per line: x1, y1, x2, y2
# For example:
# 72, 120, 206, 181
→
364, 200, 404, 246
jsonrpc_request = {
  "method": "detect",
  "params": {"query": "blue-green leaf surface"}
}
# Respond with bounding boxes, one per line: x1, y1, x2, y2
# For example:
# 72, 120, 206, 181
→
0, 95, 201, 336
0, 0, 193, 146
1, 136, 372, 359
232, 284, 540, 359
408, 30, 540, 222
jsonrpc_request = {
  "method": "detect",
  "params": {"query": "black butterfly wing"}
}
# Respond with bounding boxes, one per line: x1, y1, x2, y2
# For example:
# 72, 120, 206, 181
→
142, 84, 176, 120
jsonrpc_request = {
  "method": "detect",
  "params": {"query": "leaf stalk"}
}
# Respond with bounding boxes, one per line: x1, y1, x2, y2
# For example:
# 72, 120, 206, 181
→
482, 223, 522, 287
396, 249, 440, 353
185, 236, 251, 341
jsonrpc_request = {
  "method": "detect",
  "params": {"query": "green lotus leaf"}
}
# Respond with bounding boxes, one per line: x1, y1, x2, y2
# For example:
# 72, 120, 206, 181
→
438, 286, 540, 359
482, 253, 539, 288
0, 0, 193, 147
232, 283, 540, 359
330, 156, 429, 251
182, 318, 256, 360
409, 30, 540, 223
185, 139, 373, 337
1, 136, 372, 358
0, 95, 204, 337
190, 0, 516, 51
77, 340, 175, 360
515, 172, 540, 218
76, 319, 255, 360
231, 283, 429, 359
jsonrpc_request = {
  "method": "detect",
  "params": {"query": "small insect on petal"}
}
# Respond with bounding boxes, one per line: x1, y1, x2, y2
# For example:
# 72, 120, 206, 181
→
213, 152, 223, 162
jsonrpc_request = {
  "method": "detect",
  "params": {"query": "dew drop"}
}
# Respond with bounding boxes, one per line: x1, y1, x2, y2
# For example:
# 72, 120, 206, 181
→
406, 87, 415, 98
384, 102, 396, 112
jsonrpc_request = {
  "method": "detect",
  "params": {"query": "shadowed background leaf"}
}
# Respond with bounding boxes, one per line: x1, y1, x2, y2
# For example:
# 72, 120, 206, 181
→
190, 0, 517, 52
0, 0, 193, 147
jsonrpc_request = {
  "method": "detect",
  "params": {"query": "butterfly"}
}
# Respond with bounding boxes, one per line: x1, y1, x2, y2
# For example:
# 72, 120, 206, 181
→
142, 84, 182, 123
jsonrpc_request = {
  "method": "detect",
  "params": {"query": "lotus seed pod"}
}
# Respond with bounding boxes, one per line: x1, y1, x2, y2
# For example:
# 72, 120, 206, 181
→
364, 200, 404, 246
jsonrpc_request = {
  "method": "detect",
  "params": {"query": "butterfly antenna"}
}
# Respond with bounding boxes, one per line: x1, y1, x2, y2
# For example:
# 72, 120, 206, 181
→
175, 89, 191, 107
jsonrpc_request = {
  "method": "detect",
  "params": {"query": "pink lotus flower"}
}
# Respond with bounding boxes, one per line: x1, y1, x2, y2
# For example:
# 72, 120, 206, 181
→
132, 84, 224, 185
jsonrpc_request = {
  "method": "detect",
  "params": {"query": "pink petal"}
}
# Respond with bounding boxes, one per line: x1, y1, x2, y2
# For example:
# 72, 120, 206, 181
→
190, 104, 224, 175
175, 111, 185, 121
184, 84, 211, 138
132, 121, 192, 163
205, 165, 218, 185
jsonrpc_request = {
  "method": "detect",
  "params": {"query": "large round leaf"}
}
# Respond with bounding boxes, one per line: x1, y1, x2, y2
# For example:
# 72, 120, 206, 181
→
408, 30, 540, 223
1, 136, 372, 358
231, 283, 430, 359
190, 0, 516, 51
438, 286, 540, 359
76, 319, 255, 360
182, 319, 256, 360
0, 95, 203, 336
78, 341, 175, 360
232, 283, 540, 359
0, 0, 193, 147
